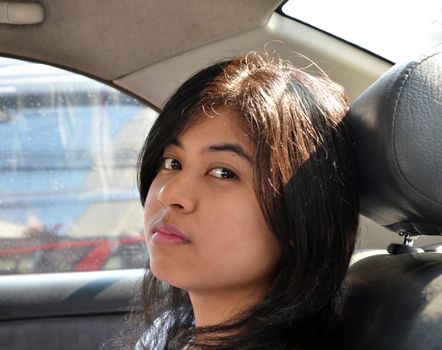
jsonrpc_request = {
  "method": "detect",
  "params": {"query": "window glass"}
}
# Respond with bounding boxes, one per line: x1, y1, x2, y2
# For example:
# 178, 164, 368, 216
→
281, 0, 442, 62
0, 57, 155, 274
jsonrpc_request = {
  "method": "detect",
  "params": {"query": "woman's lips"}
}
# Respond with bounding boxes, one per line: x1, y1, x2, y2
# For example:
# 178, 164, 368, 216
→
151, 222, 191, 245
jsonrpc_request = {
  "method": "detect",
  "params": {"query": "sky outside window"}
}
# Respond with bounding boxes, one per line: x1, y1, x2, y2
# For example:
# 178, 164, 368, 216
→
282, 0, 442, 62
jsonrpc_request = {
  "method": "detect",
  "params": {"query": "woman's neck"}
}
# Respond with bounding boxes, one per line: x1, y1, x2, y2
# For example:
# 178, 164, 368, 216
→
188, 287, 265, 328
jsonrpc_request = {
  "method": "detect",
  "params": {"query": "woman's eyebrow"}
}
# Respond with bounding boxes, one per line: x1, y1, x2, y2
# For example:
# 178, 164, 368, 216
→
167, 138, 183, 148
166, 139, 252, 163
204, 143, 253, 163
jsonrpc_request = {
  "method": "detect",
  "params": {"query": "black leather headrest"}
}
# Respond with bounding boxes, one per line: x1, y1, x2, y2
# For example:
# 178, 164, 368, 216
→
351, 49, 442, 235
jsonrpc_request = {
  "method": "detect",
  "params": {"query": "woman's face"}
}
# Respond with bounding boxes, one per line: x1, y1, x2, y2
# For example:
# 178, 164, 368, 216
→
144, 109, 279, 296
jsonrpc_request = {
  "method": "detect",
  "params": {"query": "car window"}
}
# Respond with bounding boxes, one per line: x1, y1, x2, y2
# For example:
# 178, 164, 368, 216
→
281, 0, 442, 63
0, 57, 156, 274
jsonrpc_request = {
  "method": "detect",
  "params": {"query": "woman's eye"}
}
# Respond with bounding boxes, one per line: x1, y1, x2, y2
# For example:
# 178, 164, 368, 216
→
208, 167, 238, 180
161, 157, 181, 170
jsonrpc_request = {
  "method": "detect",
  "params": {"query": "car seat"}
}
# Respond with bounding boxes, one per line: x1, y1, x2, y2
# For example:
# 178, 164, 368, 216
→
337, 48, 442, 350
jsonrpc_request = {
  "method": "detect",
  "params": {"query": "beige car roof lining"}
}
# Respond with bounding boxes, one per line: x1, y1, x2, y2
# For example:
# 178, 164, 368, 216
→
0, 0, 281, 81
116, 13, 391, 108
0, 0, 391, 110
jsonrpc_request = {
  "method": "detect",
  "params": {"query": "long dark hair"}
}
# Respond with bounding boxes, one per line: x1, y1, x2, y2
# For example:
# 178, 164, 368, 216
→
135, 53, 359, 349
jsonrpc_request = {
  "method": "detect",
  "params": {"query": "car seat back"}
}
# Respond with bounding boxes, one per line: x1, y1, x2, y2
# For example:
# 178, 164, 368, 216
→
337, 49, 442, 350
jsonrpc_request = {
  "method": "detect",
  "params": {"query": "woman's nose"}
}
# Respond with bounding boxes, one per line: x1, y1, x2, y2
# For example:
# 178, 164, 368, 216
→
157, 172, 197, 213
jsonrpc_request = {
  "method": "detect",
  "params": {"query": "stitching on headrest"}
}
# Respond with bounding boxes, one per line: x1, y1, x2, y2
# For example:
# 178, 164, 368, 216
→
391, 51, 442, 206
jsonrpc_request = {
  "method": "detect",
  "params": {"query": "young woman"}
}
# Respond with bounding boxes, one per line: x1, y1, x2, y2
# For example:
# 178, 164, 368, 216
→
134, 53, 359, 349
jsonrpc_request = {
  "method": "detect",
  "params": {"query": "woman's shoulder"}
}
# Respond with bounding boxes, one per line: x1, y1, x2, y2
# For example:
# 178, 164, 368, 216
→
134, 312, 173, 350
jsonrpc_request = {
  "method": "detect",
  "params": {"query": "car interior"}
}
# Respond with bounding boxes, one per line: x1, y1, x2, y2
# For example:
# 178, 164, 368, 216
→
0, 1, 440, 349
338, 49, 442, 350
